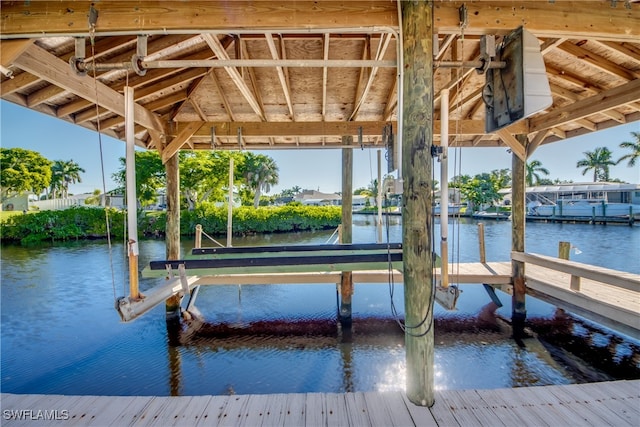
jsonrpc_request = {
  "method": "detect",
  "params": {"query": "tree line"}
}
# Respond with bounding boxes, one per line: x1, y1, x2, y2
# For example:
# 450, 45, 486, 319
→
1, 132, 637, 210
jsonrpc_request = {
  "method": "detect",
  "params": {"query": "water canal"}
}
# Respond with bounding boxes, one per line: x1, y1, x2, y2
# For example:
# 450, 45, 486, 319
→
1, 217, 639, 396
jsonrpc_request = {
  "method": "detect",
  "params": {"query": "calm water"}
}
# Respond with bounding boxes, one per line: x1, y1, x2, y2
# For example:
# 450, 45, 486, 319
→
1, 218, 639, 396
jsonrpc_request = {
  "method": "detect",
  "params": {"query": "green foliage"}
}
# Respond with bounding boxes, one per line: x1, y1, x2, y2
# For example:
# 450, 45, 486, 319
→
180, 151, 245, 211
112, 151, 165, 207
454, 170, 508, 211
576, 146, 617, 182
241, 153, 280, 208
0, 206, 125, 244
0, 148, 52, 202
525, 160, 550, 187
50, 159, 85, 199
181, 204, 341, 236
617, 131, 640, 168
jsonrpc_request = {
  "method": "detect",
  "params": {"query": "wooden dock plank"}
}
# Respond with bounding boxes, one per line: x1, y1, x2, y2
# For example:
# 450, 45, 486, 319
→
258, 393, 287, 426
324, 392, 349, 426
399, 392, 438, 427
304, 393, 327, 427
450, 389, 510, 426
218, 394, 252, 427
519, 385, 595, 426
196, 395, 229, 426
282, 393, 306, 427
167, 395, 213, 427
2, 380, 639, 426
542, 384, 626, 426
344, 392, 373, 426
551, 382, 637, 426
487, 387, 557, 426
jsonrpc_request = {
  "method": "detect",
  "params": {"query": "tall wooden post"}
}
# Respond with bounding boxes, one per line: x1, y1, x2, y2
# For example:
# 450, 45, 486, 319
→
401, 0, 435, 407
165, 153, 182, 318
511, 135, 527, 339
340, 135, 354, 327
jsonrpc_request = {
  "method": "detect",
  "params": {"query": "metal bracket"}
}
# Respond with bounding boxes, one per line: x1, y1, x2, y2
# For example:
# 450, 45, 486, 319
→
431, 145, 443, 158
131, 35, 148, 76
69, 37, 87, 76
165, 263, 175, 279
178, 264, 190, 295
458, 4, 468, 29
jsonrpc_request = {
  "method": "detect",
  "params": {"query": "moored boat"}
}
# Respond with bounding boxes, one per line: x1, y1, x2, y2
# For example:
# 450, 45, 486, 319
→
530, 199, 640, 218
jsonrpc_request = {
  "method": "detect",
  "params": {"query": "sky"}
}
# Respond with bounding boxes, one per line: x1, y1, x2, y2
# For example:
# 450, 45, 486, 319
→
1, 100, 638, 196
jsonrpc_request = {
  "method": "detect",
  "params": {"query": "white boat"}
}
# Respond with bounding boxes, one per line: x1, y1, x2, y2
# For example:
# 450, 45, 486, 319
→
472, 211, 510, 220
433, 203, 466, 216
530, 199, 640, 218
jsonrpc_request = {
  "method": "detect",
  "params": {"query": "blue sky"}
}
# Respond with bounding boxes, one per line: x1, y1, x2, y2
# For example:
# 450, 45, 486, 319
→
1, 100, 638, 195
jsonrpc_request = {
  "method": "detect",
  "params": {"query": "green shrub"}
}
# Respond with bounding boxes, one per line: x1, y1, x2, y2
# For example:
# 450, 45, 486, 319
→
0, 205, 340, 244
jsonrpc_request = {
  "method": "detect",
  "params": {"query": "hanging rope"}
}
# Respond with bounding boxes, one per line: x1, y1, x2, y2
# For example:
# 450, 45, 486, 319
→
89, 25, 119, 301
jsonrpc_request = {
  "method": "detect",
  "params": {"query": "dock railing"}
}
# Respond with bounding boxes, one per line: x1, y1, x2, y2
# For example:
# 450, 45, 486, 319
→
511, 250, 640, 338
511, 251, 640, 293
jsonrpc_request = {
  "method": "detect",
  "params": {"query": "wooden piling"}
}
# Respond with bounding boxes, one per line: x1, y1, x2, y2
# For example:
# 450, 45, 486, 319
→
558, 241, 570, 260
401, 0, 435, 407
478, 223, 486, 263
511, 136, 527, 339
165, 153, 182, 317
340, 135, 354, 327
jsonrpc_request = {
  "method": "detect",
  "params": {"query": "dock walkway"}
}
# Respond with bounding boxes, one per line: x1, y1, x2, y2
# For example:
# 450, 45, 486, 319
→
2, 380, 638, 426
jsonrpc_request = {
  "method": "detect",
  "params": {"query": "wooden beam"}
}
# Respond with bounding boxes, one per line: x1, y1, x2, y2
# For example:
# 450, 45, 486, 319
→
557, 41, 640, 81
526, 130, 550, 157
496, 129, 526, 161
265, 34, 294, 119
162, 121, 204, 164
0, 1, 399, 35
434, 1, 640, 41
530, 79, 640, 132
12, 44, 165, 133
202, 33, 265, 120
176, 119, 524, 138
0, 39, 34, 67
3, 2, 637, 41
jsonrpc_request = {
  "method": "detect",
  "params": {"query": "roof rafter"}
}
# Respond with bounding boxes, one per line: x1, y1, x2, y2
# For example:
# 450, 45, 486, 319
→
529, 78, 640, 132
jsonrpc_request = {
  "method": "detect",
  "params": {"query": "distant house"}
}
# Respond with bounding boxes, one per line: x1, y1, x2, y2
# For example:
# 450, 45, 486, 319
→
1, 193, 34, 212
294, 190, 341, 206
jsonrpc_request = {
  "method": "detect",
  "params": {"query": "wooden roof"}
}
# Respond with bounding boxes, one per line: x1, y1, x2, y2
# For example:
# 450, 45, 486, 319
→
1, 1, 639, 161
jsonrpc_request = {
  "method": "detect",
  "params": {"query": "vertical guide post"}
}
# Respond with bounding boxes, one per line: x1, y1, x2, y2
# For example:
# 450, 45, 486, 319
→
227, 157, 234, 247
124, 86, 139, 300
401, 0, 435, 407
194, 224, 202, 249
478, 222, 486, 263
165, 149, 181, 316
377, 149, 383, 243
558, 241, 571, 260
440, 88, 449, 288
511, 135, 527, 339
340, 135, 354, 327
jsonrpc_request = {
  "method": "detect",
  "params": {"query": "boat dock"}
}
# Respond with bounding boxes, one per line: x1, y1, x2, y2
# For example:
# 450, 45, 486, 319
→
526, 215, 636, 225
2, 379, 638, 426
137, 244, 640, 339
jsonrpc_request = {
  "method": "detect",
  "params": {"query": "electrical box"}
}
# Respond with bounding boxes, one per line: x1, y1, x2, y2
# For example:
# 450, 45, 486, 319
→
484, 26, 552, 133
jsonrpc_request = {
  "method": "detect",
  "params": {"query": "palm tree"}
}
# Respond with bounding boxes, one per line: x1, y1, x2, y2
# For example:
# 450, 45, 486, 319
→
525, 160, 550, 187
243, 153, 279, 208
576, 147, 616, 182
51, 159, 85, 198
617, 131, 640, 168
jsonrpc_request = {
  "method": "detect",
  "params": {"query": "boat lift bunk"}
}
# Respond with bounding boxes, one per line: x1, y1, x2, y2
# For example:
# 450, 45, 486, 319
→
117, 243, 403, 322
